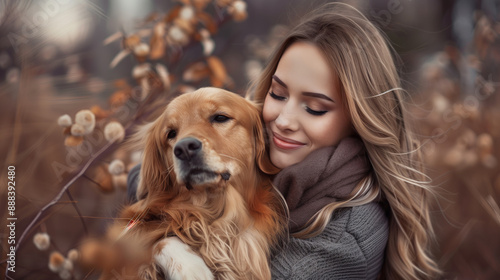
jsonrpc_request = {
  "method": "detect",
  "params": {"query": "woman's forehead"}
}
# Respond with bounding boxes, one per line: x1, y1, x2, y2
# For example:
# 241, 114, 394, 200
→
274, 42, 340, 100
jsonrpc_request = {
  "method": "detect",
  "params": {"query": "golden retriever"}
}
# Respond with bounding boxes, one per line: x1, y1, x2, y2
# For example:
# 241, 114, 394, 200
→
81, 87, 287, 280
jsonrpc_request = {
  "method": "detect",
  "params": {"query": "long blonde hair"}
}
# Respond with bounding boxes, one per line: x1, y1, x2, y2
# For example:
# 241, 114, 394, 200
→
250, 3, 440, 279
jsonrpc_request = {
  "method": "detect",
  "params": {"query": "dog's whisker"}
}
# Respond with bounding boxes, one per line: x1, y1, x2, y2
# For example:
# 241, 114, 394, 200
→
161, 165, 174, 175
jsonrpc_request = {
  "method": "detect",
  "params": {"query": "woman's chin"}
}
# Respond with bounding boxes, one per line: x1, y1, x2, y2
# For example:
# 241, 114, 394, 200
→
270, 151, 303, 169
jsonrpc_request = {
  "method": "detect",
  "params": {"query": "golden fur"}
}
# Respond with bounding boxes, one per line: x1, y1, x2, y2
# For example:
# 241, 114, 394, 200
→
81, 87, 286, 280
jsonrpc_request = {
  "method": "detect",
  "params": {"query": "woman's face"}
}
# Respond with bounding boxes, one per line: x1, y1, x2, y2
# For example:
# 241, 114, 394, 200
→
263, 41, 353, 169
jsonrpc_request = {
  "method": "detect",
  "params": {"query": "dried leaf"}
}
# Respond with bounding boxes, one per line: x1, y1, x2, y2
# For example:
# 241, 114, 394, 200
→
114, 79, 131, 90
150, 22, 166, 59
207, 56, 228, 85
136, 28, 153, 38
112, 174, 128, 190
196, 11, 218, 34
90, 105, 110, 120
64, 135, 84, 147
183, 62, 211, 82
174, 18, 195, 35
110, 49, 131, 68
165, 5, 183, 23
139, 78, 151, 101
123, 35, 141, 49
192, 0, 211, 10
62, 126, 72, 136
155, 64, 171, 90
103, 31, 123, 46
210, 74, 224, 88
93, 165, 114, 193
150, 40, 165, 60
109, 90, 130, 107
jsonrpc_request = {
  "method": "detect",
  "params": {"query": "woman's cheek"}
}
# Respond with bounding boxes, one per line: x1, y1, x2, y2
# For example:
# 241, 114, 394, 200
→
262, 96, 277, 124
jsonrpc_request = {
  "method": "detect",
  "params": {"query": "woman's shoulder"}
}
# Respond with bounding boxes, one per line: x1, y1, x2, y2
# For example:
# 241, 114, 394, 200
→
321, 203, 389, 274
344, 202, 388, 235
323, 202, 389, 243
270, 203, 389, 279
323, 202, 389, 265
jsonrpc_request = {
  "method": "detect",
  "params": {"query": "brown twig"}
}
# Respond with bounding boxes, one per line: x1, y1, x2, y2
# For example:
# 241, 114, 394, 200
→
65, 189, 89, 236
4, 140, 115, 278
82, 174, 106, 190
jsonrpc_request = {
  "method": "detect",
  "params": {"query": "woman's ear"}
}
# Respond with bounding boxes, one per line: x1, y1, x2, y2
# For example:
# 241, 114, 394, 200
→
137, 121, 172, 199
252, 111, 280, 175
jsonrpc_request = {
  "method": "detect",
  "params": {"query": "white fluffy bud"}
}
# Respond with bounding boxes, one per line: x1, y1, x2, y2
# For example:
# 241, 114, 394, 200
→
104, 121, 125, 143
108, 159, 125, 175
70, 124, 86, 136
75, 110, 96, 135
33, 232, 50, 251
57, 114, 72, 127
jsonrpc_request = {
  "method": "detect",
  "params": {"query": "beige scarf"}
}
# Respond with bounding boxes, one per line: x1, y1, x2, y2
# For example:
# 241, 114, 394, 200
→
273, 137, 371, 232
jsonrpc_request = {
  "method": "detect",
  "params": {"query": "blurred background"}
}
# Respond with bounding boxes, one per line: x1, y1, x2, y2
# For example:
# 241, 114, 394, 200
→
0, 0, 499, 279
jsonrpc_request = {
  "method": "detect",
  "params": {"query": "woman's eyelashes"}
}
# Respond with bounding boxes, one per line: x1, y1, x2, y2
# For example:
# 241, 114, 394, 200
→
269, 91, 329, 116
304, 105, 328, 116
269, 91, 286, 101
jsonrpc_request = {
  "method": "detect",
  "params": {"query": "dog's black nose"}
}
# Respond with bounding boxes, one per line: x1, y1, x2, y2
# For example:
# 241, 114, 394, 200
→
174, 137, 202, 161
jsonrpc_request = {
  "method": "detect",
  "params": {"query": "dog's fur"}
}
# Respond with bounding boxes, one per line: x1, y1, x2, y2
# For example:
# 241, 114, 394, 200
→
81, 88, 287, 280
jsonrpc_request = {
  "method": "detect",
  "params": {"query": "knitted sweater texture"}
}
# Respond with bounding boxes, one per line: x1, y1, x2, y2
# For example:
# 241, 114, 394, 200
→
271, 202, 389, 280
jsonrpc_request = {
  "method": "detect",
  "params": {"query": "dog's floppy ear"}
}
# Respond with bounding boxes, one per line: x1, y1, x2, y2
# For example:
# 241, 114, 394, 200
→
251, 106, 280, 175
136, 121, 173, 199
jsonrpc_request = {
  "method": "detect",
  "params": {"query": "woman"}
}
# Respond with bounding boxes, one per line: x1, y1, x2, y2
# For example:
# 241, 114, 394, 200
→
128, 2, 440, 279
249, 2, 440, 279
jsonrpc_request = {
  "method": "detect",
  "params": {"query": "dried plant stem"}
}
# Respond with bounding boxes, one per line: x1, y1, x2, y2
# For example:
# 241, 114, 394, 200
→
4, 140, 115, 279
82, 174, 106, 190
65, 189, 89, 236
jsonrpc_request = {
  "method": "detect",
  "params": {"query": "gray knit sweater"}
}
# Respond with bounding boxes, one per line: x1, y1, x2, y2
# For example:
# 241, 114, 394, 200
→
271, 202, 389, 280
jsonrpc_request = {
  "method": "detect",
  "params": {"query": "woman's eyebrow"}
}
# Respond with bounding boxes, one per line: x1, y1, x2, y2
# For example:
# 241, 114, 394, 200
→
272, 75, 288, 88
302, 92, 335, 103
272, 74, 335, 103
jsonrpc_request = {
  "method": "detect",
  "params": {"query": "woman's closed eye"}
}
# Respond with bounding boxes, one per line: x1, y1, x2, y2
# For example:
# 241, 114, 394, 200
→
269, 91, 286, 101
304, 105, 328, 116
269, 90, 329, 116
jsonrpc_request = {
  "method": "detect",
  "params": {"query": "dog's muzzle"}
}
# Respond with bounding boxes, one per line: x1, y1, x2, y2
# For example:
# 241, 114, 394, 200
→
174, 137, 231, 190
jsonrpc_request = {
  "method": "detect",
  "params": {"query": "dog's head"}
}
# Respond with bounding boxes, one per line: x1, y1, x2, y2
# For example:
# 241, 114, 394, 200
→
137, 87, 278, 199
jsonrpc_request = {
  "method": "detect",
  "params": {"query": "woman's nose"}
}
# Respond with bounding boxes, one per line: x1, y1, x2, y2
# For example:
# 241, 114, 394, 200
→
275, 105, 299, 132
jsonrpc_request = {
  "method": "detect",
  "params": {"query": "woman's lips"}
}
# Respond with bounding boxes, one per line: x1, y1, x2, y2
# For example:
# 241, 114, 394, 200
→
272, 132, 305, 150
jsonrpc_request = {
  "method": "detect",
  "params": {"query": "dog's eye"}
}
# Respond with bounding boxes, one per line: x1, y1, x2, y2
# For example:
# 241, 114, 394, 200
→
167, 129, 177, 139
211, 114, 231, 123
